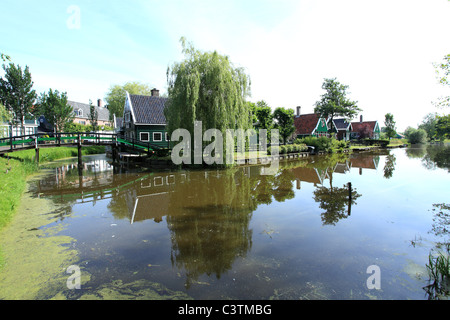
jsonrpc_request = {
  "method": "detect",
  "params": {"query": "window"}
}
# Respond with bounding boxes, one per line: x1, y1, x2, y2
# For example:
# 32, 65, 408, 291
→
74, 109, 83, 117
165, 132, 169, 141
125, 112, 131, 122
153, 132, 162, 142
140, 132, 149, 142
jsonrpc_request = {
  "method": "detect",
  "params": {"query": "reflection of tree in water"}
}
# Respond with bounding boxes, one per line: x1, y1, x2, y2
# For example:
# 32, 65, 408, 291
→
405, 144, 450, 172
383, 154, 396, 179
422, 145, 450, 172
165, 168, 255, 288
313, 184, 361, 226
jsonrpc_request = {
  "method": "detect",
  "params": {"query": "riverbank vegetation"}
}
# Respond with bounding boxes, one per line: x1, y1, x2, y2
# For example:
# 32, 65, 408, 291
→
0, 146, 105, 230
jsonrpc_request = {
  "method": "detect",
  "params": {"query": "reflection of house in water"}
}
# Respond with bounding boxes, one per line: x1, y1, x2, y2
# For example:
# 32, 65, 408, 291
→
128, 173, 185, 224
37, 158, 114, 194
349, 155, 380, 175
333, 161, 350, 174
291, 166, 330, 189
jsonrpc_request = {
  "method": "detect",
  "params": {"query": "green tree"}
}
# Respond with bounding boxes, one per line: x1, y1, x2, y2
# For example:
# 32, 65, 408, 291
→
105, 81, 153, 120
384, 113, 397, 140
435, 114, 450, 141
433, 54, 450, 109
1, 52, 11, 62
165, 37, 252, 164
408, 128, 428, 144
0, 63, 36, 135
0, 102, 12, 138
36, 89, 74, 133
404, 126, 415, 140
273, 107, 294, 144
419, 113, 439, 141
88, 100, 98, 132
255, 100, 273, 130
314, 78, 361, 128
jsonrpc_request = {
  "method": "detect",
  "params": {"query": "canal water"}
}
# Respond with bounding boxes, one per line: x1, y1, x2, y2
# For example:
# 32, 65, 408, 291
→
0, 144, 449, 300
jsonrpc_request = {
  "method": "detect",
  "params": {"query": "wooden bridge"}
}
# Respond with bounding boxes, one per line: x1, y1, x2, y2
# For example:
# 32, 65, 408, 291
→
0, 132, 165, 164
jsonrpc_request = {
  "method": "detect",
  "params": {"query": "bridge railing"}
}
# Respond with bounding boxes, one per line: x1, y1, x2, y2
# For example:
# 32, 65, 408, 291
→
115, 134, 165, 153
0, 132, 118, 151
0, 132, 166, 154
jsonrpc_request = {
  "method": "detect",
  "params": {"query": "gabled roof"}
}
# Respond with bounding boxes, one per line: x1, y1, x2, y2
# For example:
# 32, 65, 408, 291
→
351, 121, 378, 133
128, 94, 167, 125
294, 113, 321, 135
333, 118, 352, 131
68, 100, 110, 121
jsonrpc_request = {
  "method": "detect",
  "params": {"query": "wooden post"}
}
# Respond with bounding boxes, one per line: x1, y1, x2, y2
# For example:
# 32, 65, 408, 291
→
35, 136, 39, 163
77, 133, 82, 169
9, 125, 13, 152
347, 182, 352, 216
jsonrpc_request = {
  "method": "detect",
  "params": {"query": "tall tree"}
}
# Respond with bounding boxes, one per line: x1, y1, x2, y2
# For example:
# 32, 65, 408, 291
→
165, 37, 252, 164
418, 112, 439, 141
0, 102, 12, 138
273, 107, 294, 144
255, 100, 274, 131
36, 89, 74, 133
433, 54, 450, 109
314, 78, 361, 129
384, 113, 397, 140
105, 81, 153, 120
435, 114, 450, 141
0, 63, 36, 135
88, 100, 98, 132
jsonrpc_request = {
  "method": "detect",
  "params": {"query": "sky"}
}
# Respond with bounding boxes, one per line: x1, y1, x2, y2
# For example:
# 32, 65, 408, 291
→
1, 0, 450, 131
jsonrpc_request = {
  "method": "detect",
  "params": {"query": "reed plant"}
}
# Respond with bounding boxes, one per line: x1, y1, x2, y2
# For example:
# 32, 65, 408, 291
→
425, 249, 450, 299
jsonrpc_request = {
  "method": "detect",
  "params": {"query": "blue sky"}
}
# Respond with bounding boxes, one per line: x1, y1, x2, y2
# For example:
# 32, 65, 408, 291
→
1, 0, 450, 131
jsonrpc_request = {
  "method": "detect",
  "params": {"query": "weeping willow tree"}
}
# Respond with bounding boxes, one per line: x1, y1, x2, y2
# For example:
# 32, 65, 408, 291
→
165, 37, 252, 166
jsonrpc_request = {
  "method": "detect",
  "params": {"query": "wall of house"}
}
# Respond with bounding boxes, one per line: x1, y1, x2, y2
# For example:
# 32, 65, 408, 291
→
314, 118, 329, 137
136, 125, 169, 148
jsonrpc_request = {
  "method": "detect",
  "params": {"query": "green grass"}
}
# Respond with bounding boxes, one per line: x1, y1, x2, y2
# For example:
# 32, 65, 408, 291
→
387, 138, 409, 147
0, 146, 105, 231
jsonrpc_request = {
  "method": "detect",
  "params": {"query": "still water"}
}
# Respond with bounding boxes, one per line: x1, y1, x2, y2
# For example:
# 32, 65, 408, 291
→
0, 145, 449, 300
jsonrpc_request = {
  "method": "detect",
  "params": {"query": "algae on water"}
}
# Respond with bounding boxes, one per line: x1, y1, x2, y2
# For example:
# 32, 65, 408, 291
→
0, 174, 81, 299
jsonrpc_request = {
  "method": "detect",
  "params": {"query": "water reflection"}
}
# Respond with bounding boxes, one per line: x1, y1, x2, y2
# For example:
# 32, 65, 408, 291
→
406, 144, 450, 172
383, 154, 396, 179
423, 203, 450, 299
31, 152, 385, 288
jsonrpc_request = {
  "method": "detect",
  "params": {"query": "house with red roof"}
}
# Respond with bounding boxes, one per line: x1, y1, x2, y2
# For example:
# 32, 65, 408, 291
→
350, 115, 381, 140
293, 107, 332, 139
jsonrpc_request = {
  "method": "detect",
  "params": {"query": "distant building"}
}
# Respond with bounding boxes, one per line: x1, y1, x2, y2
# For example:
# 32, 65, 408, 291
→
69, 99, 111, 128
333, 119, 353, 141
1, 119, 39, 137
351, 115, 381, 140
293, 106, 333, 138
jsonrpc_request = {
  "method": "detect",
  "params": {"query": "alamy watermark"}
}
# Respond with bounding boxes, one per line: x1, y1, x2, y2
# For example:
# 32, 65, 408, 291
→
66, 5, 81, 30
66, 265, 81, 289
366, 265, 381, 290
170, 121, 280, 175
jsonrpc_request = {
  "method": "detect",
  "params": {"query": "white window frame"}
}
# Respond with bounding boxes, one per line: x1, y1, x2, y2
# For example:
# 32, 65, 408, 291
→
153, 132, 162, 142
165, 132, 169, 141
140, 132, 150, 142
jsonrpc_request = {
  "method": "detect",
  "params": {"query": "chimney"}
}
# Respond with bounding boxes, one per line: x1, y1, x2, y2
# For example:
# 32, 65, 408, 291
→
97, 99, 103, 108
296, 106, 301, 116
360, 115, 363, 123
151, 88, 159, 97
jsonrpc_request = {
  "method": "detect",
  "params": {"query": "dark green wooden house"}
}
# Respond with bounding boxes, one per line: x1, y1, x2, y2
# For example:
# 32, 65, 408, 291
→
122, 89, 170, 148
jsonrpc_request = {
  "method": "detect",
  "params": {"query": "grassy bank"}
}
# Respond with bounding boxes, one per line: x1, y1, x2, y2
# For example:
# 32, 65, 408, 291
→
0, 146, 105, 230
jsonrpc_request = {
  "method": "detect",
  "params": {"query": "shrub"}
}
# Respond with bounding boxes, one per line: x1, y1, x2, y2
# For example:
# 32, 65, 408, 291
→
267, 144, 307, 155
408, 128, 428, 144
